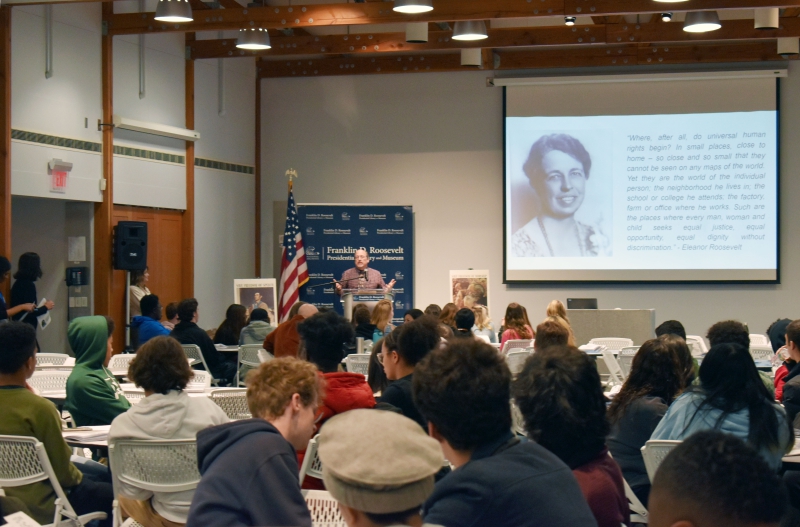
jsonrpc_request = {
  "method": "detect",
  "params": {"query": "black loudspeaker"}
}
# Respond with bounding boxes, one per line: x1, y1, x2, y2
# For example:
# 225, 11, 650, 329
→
113, 221, 148, 270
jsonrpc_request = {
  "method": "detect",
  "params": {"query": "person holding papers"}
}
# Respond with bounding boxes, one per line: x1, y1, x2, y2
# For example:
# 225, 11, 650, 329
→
0, 322, 113, 525
10, 252, 54, 332
0, 256, 34, 322
65, 316, 131, 426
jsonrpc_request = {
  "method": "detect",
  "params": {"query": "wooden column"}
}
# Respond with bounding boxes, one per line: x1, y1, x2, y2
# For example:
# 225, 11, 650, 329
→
94, 2, 114, 315
254, 74, 261, 277
182, 32, 195, 299
0, 6, 11, 301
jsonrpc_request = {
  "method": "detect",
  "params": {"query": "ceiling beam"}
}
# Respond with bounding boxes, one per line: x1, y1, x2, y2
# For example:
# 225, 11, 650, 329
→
638, 40, 788, 63
106, 0, 800, 36
189, 25, 607, 59
609, 16, 800, 42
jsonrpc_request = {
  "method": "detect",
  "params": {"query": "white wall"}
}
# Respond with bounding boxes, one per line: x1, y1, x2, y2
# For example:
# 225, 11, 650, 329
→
260, 66, 800, 338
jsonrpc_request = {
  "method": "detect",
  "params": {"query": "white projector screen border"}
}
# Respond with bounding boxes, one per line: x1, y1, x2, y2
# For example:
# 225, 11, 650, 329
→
502, 71, 781, 285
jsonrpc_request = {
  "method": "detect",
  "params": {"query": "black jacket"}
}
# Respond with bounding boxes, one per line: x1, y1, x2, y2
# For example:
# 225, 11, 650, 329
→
781, 363, 800, 424
170, 321, 236, 385
186, 419, 312, 527
423, 432, 598, 527
10, 279, 48, 330
377, 373, 426, 430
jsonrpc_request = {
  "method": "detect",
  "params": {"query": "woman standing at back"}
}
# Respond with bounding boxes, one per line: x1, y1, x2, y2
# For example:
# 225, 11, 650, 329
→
500, 303, 534, 348
129, 268, 151, 318
11, 253, 54, 332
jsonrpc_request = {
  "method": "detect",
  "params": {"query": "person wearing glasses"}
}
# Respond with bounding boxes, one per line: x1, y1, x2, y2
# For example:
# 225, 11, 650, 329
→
512, 133, 610, 258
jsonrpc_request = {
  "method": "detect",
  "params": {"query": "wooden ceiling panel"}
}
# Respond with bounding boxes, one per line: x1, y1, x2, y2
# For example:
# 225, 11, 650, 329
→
608, 16, 800, 42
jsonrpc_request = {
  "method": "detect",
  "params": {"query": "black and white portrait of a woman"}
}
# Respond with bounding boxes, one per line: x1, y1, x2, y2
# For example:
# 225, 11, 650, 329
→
511, 133, 612, 258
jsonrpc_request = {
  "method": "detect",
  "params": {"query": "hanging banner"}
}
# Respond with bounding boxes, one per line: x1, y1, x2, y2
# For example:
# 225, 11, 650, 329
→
298, 204, 413, 325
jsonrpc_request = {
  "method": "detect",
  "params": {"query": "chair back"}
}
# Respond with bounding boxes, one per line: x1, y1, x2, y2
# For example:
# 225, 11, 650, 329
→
749, 345, 774, 361
239, 345, 263, 367
589, 337, 634, 351
188, 370, 212, 390
601, 349, 625, 386
685, 335, 708, 358
298, 435, 323, 486
36, 353, 70, 366
505, 349, 531, 375
108, 354, 135, 376
641, 439, 682, 482
108, 439, 200, 494
304, 490, 346, 526
344, 354, 370, 377
0, 435, 76, 516
181, 345, 205, 368
29, 371, 71, 395
617, 346, 639, 377
257, 349, 274, 363
208, 389, 252, 420
123, 390, 146, 405
501, 339, 533, 354
749, 334, 770, 346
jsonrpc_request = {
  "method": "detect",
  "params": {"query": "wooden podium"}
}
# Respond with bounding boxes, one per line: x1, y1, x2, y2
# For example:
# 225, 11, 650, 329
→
341, 289, 394, 321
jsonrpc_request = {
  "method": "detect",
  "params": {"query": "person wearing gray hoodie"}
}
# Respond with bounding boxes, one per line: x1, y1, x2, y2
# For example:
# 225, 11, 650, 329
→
238, 308, 274, 346
109, 336, 229, 526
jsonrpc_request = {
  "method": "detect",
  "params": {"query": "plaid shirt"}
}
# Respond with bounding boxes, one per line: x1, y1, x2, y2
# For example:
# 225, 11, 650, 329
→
338, 267, 387, 292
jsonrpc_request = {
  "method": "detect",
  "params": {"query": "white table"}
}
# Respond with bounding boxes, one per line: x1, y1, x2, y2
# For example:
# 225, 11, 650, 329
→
63, 425, 111, 448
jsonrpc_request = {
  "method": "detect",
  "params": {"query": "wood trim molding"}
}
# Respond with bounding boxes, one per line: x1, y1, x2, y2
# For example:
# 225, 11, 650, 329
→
0, 6, 11, 302
182, 32, 195, 299
94, 2, 114, 316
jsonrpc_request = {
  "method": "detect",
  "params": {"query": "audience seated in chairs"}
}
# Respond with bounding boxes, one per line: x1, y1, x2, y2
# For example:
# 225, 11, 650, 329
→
544, 300, 576, 346
607, 335, 693, 507
170, 298, 237, 386
500, 303, 535, 348
770, 318, 795, 401
352, 304, 376, 341
533, 317, 571, 351
423, 304, 441, 318
263, 302, 318, 359
651, 342, 791, 472
65, 315, 131, 426
451, 308, 475, 340
317, 409, 443, 527
649, 430, 788, 527
514, 344, 630, 527
238, 308, 274, 346
131, 294, 170, 348
414, 338, 597, 527
655, 320, 699, 384
297, 310, 374, 427
367, 337, 388, 395
706, 320, 774, 396
438, 303, 458, 333
776, 320, 800, 422
186, 358, 320, 527
162, 302, 179, 331
377, 317, 440, 430
109, 336, 229, 527
471, 305, 496, 343
213, 304, 248, 347
0, 322, 114, 525
403, 308, 423, 323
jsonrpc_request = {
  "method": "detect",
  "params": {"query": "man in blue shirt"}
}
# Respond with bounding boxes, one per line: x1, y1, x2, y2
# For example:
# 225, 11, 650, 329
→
413, 338, 598, 527
130, 295, 169, 348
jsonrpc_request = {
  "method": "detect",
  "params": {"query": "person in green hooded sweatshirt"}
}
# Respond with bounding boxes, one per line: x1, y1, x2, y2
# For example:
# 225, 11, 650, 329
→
65, 316, 131, 426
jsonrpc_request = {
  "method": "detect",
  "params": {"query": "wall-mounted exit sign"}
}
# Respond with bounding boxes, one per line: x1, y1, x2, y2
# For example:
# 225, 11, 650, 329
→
48, 158, 73, 194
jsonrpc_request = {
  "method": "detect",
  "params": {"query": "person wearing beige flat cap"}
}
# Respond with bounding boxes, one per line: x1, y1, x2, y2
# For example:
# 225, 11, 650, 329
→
318, 409, 444, 527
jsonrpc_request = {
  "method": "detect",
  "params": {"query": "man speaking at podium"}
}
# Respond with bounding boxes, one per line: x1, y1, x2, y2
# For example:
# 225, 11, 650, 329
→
335, 249, 396, 295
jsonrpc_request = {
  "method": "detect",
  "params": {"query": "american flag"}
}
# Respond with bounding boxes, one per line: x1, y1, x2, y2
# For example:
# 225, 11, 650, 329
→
278, 189, 309, 323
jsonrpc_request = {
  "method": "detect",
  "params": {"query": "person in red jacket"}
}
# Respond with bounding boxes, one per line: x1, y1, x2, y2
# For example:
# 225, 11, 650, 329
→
296, 309, 376, 490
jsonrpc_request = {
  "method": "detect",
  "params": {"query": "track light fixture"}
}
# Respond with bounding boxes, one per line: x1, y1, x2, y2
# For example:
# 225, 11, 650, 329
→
236, 28, 271, 50
393, 0, 433, 14
754, 8, 779, 30
564, 16, 576, 26
778, 37, 800, 57
154, 0, 193, 23
661, 12, 672, 22
683, 11, 721, 33
452, 20, 488, 41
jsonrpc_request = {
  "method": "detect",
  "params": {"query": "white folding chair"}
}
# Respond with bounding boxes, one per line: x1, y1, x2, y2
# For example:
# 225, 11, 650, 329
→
298, 435, 323, 486
749, 344, 774, 361
238, 344, 268, 387
641, 440, 682, 482
601, 349, 625, 387
303, 490, 347, 526
29, 371, 71, 396
0, 435, 107, 527
108, 354, 136, 377
685, 336, 708, 358
188, 370, 213, 390
590, 337, 634, 351
257, 349, 274, 364
750, 334, 771, 346
617, 346, 639, 378
501, 339, 533, 355
123, 390, 146, 405
344, 354, 370, 378
36, 353, 71, 367
108, 439, 200, 527
181, 345, 219, 387
208, 388, 252, 420
505, 349, 532, 376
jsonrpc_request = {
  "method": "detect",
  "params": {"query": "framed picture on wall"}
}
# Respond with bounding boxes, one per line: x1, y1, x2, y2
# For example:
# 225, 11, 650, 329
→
449, 270, 489, 314
234, 278, 278, 325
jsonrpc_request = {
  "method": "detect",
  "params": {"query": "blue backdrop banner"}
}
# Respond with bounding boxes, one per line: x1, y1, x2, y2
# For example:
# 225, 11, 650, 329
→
298, 204, 414, 325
